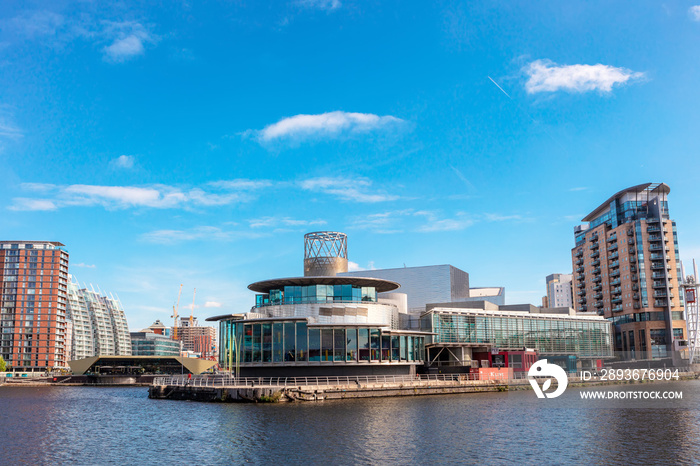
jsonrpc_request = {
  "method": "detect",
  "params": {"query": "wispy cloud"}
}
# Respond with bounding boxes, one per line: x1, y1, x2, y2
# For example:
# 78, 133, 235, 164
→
484, 213, 523, 222
204, 301, 223, 308
73, 263, 97, 269
2, 11, 158, 63
248, 216, 327, 229
296, 0, 342, 11
141, 226, 267, 244
0, 107, 23, 149
9, 180, 269, 211
300, 176, 399, 203
110, 155, 135, 169
690, 6, 700, 21
569, 187, 588, 192
524, 59, 645, 94
101, 21, 157, 63
415, 211, 475, 232
251, 111, 405, 143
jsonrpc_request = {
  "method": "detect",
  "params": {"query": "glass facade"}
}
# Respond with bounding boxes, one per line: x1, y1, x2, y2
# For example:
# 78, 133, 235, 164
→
218, 319, 425, 370
427, 311, 613, 358
255, 285, 377, 307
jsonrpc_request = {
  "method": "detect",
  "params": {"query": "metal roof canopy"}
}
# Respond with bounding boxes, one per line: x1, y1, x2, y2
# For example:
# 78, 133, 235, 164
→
67, 356, 216, 375
581, 182, 670, 222
248, 276, 401, 294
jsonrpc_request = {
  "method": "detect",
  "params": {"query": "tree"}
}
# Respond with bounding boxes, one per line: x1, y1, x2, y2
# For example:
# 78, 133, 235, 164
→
0, 355, 6, 372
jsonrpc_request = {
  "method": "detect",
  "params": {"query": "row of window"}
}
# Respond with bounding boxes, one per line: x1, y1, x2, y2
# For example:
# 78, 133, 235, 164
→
219, 320, 425, 367
256, 285, 378, 306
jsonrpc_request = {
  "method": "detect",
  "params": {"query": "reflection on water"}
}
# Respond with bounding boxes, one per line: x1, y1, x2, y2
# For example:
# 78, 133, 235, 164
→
2, 381, 700, 465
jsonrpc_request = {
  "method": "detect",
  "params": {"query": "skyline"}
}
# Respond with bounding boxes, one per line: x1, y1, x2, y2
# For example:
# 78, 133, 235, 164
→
2, 1, 700, 330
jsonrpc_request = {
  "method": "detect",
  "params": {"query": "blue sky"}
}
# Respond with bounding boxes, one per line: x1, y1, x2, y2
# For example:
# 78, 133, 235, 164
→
2, 1, 700, 330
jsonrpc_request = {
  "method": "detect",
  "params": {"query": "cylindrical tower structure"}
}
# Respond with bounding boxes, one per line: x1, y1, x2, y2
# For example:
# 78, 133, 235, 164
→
303, 231, 348, 276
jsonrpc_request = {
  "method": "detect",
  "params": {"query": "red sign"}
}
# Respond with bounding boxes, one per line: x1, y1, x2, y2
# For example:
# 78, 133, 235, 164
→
686, 288, 696, 304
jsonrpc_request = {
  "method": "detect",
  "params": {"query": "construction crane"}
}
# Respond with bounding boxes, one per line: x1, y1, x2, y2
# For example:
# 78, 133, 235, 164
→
172, 284, 183, 340
190, 288, 197, 327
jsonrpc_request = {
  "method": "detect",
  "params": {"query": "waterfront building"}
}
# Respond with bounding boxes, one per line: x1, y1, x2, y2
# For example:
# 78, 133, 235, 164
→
67, 355, 215, 375
174, 317, 217, 360
571, 183, 687, 360
0, 241, 70, 371
421, 302, 614, 372
130, 331, 181, 356
209, 231, 431, 377
66, 276, 131, 360
546, 273, 574, 309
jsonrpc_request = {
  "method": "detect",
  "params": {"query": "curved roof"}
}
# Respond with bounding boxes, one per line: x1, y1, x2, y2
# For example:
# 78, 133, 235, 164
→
248, 276, 401, 293
582, 183, 670, 222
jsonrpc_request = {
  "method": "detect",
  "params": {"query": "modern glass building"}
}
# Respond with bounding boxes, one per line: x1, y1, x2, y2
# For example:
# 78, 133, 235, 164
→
421, 307, 614, 372
130, 332, 181, 357
208, 232, 431, 377
571, 183, 686, 360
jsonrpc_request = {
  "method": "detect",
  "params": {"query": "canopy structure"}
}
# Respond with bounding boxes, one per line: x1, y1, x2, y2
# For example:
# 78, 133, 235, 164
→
68, 355, 216, 375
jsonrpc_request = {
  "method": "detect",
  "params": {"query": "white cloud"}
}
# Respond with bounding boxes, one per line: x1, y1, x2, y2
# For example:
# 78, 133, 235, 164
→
204, 301, 223, 308
300, 176, 399, 203
141, 226, 233, 244
101, 21, 156, 63
208, 179, 273, 190
690, 6, 700, 21
110, 155, 135, 169
10, 180, 269, 211
524, 59, 645, 93
73, 263, 96, 269
248, 216, 327, 229
569, 187, 588, 192
484, 213, 523, 222
296, 0, 341, 11
347, 261, 363, 272
254, 111, 404, 142
9, 198, 58, 211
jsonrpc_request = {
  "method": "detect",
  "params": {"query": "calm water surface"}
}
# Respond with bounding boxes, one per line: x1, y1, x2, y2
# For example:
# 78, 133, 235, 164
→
3, 381, 700, 465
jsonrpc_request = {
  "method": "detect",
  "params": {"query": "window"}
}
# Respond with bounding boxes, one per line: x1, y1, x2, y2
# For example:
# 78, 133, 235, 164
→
321, 329, 333, 362
309, 328, 321, 361
334, 329, 345, 362
358, 328, 370, 361
346, 328, 357, 361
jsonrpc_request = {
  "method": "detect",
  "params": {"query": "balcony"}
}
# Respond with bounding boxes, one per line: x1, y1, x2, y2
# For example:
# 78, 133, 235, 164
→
592, 267, 601, 275
575, 258, 584, 266
575, 249, 584, 258
589, 243, 600, 251
612, 297, 622, 304
654, 292, 668, 298
589, 234, 599, 243
608, 252, 619, 260
611, 278, 621, 286
612, 305, 623, 312
607, 244, 618, 253
577, 290, 586, 296
597, 310, 605, 316
610, 270, 621, 278
654, 300, 667, 307
629, 248, 636, 255
580, 306, 588, 312
630, 265, 637, 273
577, 282, 586, 289
607, 234, 617, 243
609, 260, 619, 269
593, 276, 602, 283
591, 251, 600, 259
576, 266, 584, 273
594, 293, 603, 300
578, 298, 587, 305
627, 229, 635, 236
651, 262, 665, 270
595, 302, 604, 308
649, 244, 663, 252
593, 284, 602, 292
648, 226, 661, 233
592, 260, 600, 267
648, 234, 662, 242
631, 274, 638, 281
611, 287, 621, 295
577, 274, 585, 281
633, 293, 640, 300
652, 272, 666, 279
653, 281, 666, 288
650, 253, 664, 260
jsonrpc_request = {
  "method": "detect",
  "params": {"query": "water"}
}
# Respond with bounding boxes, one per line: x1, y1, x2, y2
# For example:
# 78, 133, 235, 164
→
3, 381, 700, 465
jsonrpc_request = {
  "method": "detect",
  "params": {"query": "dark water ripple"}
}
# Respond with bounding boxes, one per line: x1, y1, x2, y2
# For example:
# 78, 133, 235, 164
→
2, 381, 700, 465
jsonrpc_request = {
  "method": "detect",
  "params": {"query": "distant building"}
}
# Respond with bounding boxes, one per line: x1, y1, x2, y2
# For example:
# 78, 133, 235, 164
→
571, 183, 686, 360
463, 287, 506, 306
0, 241, 70, 371
174, 317, 216, 359
130, 331, 181, 357
66, 275, 131, 360
147, 319, 171, 338
546, 273, 573, 309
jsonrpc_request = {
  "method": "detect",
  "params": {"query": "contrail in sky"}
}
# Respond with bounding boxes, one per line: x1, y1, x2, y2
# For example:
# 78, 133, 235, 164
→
488, 76, 512, 100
